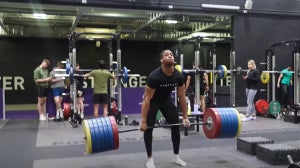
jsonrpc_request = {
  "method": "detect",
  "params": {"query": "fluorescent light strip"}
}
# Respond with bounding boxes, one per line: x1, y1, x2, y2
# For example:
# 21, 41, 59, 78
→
201, 4, 240, 10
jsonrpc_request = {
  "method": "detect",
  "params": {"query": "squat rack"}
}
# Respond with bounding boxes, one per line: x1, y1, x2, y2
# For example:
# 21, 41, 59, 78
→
68, 32, 123, 127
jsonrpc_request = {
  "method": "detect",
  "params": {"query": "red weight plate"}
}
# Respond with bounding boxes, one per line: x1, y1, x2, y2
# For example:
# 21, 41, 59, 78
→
255, 99, 269, 115
109, 116, 119, 150
63, 103, 71, 119
111, 101, 117, 114
202, 108, 222, 139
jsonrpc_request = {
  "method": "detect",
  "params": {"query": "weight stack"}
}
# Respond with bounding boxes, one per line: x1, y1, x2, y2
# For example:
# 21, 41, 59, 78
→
256, 143, 300, 165
237, 137, 274, 155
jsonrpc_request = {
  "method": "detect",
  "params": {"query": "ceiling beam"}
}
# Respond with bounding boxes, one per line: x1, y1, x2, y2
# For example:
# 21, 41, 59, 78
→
69, 8, 84, 34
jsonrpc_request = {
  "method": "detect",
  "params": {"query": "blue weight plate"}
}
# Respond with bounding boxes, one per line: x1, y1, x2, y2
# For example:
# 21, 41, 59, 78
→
122, 67, 128, 83
226, 108, 234, 138
221, 108, 230, 138
228, 108, 236, 138
88, 119, 96, 154
103, 117, 114, 151
92, 119, 101, 153
223, 108, 233, 138
218, 108, 225, 138
229, 108, 238, 138
222, 108, 230, 138
99, 117, 109, 151
97, 118, 106, 152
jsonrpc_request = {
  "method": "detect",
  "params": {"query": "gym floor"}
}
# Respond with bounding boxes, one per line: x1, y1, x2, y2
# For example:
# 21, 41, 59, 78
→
0, 107, 300, 168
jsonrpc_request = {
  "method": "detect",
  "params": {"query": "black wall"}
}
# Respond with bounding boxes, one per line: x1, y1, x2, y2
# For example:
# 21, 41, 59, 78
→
234, 14, 300, 106
0, 37, 230, 104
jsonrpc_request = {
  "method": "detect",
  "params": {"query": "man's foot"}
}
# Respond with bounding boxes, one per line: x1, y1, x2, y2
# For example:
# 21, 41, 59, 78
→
172, 155, 187, 167
80, 113, 84, 119
145, 158, 155, 168
39, 114, 46, 121
250, 116, 256, 120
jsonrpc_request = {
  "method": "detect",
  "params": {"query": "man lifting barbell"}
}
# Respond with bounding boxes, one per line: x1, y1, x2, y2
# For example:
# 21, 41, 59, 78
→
140, 49, 190, 168
277, 65, 293, 112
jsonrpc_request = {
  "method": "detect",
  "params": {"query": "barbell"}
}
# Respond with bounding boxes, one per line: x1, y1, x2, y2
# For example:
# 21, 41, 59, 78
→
260, 70, 295, 84
54, 66, 140, 84
176, 65, 248, 80
82, 107, 242, 154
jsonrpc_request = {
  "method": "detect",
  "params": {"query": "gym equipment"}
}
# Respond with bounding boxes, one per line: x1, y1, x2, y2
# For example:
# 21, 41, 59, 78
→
268, 100, 281, 117
260, 70, 295, 84
256, 143, 300, 165
181, 64, 247, 80
255, 99, 269, 115
63, 103, 71, 119
83, 108, 242, 154
260, 72, 270, 84
237, 136, 274, 155
55, 66, 139, 84
287, 155, 300, 168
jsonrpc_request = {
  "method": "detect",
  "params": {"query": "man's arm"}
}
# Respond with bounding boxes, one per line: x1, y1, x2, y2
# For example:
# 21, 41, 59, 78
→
277, 73, 283, 88
140, 86, 155, 131
204, 73, 209, 92
177, 85, 187, 119
185, 75, 191, 91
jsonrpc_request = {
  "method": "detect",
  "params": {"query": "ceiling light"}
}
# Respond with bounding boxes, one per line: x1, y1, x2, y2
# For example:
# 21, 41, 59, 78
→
33, 13, 47, 19
165, 19, 178, 24
201, 4, 240, 10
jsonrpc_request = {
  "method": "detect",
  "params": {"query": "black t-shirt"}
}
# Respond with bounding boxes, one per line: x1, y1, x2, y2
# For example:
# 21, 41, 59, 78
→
147, 67, 185, 102
245, 69, 259, 89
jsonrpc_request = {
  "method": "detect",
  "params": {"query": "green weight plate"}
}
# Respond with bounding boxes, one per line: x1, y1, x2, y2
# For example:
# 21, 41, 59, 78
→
268, 100, 281, 115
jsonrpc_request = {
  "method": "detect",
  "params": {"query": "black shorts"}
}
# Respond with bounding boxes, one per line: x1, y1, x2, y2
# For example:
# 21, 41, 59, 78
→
186, 85, 205, 97
37, 86, 48, 97
93, 93, 109, 104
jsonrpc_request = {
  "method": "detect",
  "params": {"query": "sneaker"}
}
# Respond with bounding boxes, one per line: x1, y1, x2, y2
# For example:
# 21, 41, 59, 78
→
145, 158, 155, 168
172, 155, 187, 167
39, 114, 46, 121
241, 117, 250, 122
60, 110, 64, 119
80, 113, 84, 119
250, 116, 256, 120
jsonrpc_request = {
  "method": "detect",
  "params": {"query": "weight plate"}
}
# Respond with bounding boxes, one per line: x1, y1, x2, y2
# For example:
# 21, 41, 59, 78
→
83, 120, 92, 154
218, 108, 229, 138
103, 117, 114, 151
92, 119, 100, 153
228, 108, 238, 138
203, 108, 222, 139
96, 118, 106, 152
232, 108, 242, 137
63, 103, 71, 119
255, 99, 269, 115
261, 72, 270, 84
122, 66, 128, 83
268, 100, 281, 116
109, 116, 119, 149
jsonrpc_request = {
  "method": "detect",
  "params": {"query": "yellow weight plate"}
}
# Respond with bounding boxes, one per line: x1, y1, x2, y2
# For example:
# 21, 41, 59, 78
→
83, 120, 92, 154
261, 72, 270, 84
222, 65, 228, 79
174, 64, 182, 73
232, 108, 242, 138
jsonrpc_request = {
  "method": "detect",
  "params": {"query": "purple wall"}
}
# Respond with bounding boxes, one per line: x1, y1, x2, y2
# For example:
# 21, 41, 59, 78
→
46, 87, 145, 117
